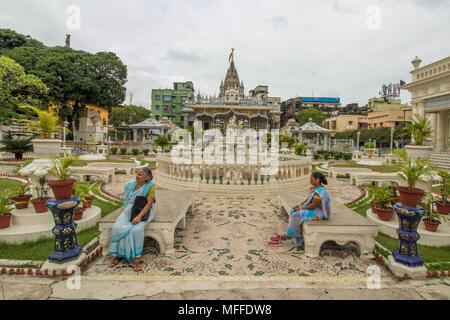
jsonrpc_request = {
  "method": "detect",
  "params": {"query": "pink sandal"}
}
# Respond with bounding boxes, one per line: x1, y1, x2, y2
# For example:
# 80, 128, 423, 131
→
268, 241, 283, 247
270, 235, 283, 241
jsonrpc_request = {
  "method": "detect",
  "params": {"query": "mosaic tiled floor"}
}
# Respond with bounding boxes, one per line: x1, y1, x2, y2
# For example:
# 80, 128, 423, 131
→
86, 190, 392, 280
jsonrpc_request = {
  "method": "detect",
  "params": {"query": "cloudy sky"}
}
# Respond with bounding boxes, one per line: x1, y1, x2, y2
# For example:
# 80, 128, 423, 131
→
1, 0, 449, 109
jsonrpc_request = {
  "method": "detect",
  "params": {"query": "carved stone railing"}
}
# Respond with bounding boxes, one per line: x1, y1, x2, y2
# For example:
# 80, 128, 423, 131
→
155, 152, 311, 195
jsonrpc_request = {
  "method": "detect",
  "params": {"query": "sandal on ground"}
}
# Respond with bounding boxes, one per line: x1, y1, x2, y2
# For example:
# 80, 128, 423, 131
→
109, 256, 122, 268
267, 241, 283, 247
271, 235, 288, 241
132, 260, 145, 272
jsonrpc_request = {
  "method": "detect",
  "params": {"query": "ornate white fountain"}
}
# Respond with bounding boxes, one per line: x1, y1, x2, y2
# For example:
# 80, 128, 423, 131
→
155, 118, 312, 195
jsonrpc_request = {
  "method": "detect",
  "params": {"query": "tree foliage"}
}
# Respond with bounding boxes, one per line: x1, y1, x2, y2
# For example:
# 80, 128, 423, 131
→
0, 56, 49, 124
109, 105, 151, 128
296, 108, 326, 127
334, 126, 411, 147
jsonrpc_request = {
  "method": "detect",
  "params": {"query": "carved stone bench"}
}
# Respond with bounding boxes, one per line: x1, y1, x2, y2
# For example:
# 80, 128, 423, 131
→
99, 190, 195, 256
278, 192, 377, 259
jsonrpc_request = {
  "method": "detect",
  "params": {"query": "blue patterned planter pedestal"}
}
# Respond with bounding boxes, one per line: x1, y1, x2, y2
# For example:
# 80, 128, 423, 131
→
46, 196, 83, 264
392, 203, 425, 267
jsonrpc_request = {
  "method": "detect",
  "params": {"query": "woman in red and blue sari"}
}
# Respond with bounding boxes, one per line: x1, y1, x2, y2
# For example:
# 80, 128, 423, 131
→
269, 172, 331, 248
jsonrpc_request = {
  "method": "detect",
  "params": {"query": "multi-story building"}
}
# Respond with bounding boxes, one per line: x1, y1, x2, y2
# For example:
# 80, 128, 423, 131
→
324, 115, 368, 132
182, 50, 282, 131
151, 81, 195, 128
367, 107, 412, 129
367, 97, 408, 112
401, 55, 450, 152
280, 97, 341, 127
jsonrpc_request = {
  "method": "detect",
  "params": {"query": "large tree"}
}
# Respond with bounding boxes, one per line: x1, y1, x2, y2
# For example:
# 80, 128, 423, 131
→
1, 29, 128, 136
0, 56, 49, 124
296, 108, 326, 127
109, 105, 151, 128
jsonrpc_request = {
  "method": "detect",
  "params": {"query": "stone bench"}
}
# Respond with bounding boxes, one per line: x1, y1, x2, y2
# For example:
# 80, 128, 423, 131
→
278, 192, 378, 259
99, 190, 195, 256
328, 167, 371, 179
71, 167, 114, 183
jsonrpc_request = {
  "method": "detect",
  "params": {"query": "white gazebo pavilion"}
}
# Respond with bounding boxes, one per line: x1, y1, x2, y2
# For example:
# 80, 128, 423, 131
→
299, 118, 334, 151
128, 116, 172, 142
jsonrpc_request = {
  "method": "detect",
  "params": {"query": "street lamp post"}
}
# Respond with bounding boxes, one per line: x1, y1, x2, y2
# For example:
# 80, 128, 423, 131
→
390, 127, 395, 151
63, 121, 69, 147
357, 131, 361, 151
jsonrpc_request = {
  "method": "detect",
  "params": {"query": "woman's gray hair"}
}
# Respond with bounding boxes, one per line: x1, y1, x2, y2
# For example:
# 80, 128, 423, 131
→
139, 167, 153, 182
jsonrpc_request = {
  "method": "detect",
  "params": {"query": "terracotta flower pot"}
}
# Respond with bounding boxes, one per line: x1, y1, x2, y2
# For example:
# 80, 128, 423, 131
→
11, 195, 32, 210
0, 214, 12, 229
48, 179, 77, 200
397, 187, 424, 208
374, 206, 394, 221
31, 198, 49, 213
423, 220, 441, 232
436, 201, 450, 215
85, 195, 94, 208
74, 207, 85, 221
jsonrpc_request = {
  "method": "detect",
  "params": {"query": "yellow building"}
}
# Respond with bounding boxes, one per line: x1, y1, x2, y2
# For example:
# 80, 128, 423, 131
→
324, 115, 368, 132
49, 102, 109, 142
367, 107, 412, 129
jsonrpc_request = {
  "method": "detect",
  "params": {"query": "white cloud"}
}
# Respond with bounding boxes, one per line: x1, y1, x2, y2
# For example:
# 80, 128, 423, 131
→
0, 0, 449, 109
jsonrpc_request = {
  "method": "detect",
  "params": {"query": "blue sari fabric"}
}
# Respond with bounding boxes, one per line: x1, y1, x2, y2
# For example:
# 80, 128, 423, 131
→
286, 187, 331, 247
110, 180, 156, 261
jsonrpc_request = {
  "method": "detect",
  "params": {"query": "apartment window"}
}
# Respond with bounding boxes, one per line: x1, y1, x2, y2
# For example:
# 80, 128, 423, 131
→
181, 96, 187, 102
163, 96, 172, 102
155, 95, 160, 101
349, 121, 353, 126
155, 115, 160, 120
155, 105, 160, 110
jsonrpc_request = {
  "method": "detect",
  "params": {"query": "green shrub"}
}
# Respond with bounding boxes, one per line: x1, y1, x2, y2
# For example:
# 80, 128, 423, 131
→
120, 148, 127, 155
313, 153, 320, 160
110, 147, 118, 155
334, 152, 342, 160
132, 148, 140, 156
324, 153, 330, 160
143, 149, 150, 156
343, 153, 352, 161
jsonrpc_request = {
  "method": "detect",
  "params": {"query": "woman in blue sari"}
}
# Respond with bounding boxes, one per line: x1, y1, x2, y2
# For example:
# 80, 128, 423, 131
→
269, 172, 331, 248
108, 167, 156, 272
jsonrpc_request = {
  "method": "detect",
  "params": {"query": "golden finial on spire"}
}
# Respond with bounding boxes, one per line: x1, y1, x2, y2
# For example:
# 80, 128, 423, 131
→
229, 48, 235, 63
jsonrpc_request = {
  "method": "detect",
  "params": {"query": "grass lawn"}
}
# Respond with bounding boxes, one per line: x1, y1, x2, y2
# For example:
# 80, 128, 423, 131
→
348, 188, 450, 268
0, 178, 23, 192
376, 232, 450, 264
71, 158, 136, 167
331, 162, 399, 173
0, 225, 101, 262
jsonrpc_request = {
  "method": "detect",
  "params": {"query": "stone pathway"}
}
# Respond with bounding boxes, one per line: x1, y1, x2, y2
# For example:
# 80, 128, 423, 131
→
1, 275, 449, 300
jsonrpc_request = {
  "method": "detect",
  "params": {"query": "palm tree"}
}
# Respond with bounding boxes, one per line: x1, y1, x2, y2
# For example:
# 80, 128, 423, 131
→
404, 114, 432, 146
0, 138, 33, 160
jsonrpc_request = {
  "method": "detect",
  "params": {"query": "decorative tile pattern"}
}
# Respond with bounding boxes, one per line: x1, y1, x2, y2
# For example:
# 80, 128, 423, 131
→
86, 191, 391, 280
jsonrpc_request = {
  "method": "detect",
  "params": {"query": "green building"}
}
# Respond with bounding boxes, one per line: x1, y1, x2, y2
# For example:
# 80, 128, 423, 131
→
151, 81, 195, 128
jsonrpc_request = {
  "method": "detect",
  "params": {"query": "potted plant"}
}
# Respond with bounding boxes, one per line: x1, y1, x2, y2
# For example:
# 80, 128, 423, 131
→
435, 170, 450, 215
120, 147, 127, 156
364, 142, 375, 159
31, 176, 50, 213
19, 105, 63, 156
422, 194, 449, 232
0, 138, 33, 160
143, 149, 150, 156
370, 186, 395, 221
74, 182, 94, 209
404, 114, 433, 159
73, 183, 90, 220
394, 149, 437, 208
48, 157, 77, 200
110, 147, 118, 155
11, 183, 32, 210
0, 191, 15, 229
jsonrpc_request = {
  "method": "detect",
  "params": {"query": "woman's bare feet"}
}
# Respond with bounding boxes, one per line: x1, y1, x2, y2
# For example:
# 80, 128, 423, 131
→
132, 259, 144, 272
109, 256, 122, 268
